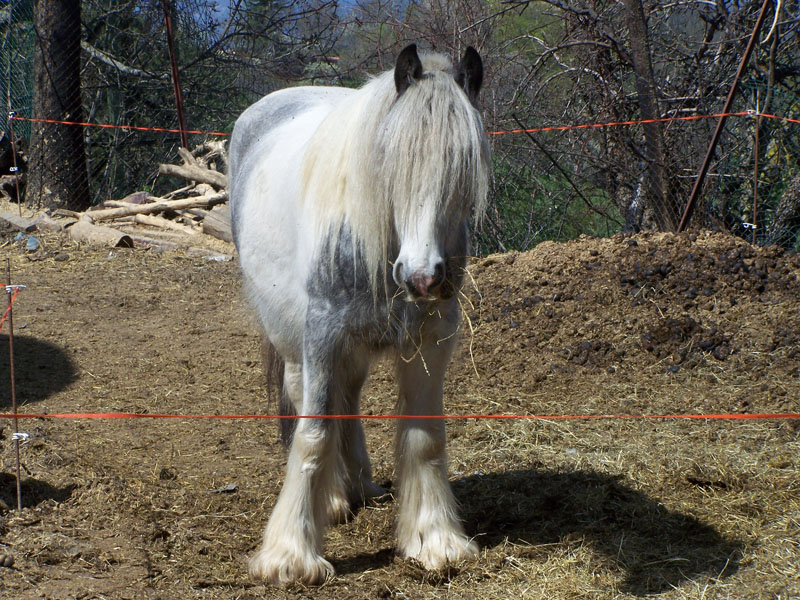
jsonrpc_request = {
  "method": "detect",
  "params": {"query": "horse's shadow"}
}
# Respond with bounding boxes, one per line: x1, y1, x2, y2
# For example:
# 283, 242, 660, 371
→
0, 334, 77, 408
453, 468, 741, 595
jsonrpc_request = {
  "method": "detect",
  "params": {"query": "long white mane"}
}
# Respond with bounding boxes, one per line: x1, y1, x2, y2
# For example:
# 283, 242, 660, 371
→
300, 52, 490, 292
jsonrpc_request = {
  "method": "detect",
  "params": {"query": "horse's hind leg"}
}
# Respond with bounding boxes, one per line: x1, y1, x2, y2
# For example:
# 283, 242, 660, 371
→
337, 353, 385, 513
394, 336, 478, 570
341, 417, 385, 507
280, 356, 380, 524
280, 360, 303, 443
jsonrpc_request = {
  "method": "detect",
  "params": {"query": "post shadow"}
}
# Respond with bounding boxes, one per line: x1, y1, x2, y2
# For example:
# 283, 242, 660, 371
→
453, 469, 742, 595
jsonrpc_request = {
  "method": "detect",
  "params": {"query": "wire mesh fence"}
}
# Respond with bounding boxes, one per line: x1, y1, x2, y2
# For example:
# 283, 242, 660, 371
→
479, 108, 800, 255
1, 0, 799, 252
0, 0, 33, 139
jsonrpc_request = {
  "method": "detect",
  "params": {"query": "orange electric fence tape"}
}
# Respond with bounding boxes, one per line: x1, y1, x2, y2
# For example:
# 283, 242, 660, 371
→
1, 286, 23, 334
10, 111, 800, 139
489, 111, 800, 135
0, 412, 797, 421
8, 115, 230, 137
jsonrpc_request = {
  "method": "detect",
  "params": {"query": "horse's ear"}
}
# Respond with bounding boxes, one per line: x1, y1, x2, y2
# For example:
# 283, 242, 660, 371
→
455, 46, 483, 104
395, 44, 423, 96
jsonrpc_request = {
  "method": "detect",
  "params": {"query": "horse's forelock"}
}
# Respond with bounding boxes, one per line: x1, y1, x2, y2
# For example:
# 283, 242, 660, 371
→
302, 52, 490, 297
377, 66, 489, 220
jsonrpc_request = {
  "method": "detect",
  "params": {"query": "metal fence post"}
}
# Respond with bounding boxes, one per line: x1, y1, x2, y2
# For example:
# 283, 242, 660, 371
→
162, 0, 189, 149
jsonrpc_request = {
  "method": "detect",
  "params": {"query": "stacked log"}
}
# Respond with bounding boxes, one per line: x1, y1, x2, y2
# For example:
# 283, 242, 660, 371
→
2, 141, 234, 255
72, 141, 232, 249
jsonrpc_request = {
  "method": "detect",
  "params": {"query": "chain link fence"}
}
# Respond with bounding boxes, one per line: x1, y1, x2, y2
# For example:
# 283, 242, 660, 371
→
1, 0, 33, 138
1, 0, 799, 251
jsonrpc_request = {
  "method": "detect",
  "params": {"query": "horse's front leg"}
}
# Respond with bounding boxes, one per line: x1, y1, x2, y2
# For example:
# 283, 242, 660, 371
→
394, 319, 478, 569
249, 326, 342, 585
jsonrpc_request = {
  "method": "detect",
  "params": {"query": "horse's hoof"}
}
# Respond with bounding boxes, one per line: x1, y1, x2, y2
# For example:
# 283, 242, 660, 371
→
328, 478, 389, 524
248, 546, 334, 586
398, 530, 479, 570
360, 479, 389, 501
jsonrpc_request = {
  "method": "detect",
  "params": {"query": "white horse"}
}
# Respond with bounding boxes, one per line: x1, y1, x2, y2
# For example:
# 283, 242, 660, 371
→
228, 44, 490, 585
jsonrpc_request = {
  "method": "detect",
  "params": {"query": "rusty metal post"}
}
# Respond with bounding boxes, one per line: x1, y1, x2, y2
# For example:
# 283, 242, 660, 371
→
677, 0, 772, 233
5, 260, 22, 511
162, 0, 189, 149
753, 110, 760, 245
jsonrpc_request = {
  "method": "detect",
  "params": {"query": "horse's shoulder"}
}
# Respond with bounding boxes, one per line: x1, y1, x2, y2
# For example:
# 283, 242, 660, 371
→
231, 86, 355, 159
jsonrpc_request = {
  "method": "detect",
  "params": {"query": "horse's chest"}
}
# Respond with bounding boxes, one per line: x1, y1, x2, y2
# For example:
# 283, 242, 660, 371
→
305, 289, 456, 353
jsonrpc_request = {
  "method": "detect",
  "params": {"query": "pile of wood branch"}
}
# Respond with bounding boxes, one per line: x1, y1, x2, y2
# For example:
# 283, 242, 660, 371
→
67, 140, 232, 250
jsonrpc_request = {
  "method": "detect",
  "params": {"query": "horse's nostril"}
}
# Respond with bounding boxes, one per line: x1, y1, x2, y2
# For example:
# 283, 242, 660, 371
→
404, 278, 419, 296
396, 261, 445, 298
431, 262, 445, 289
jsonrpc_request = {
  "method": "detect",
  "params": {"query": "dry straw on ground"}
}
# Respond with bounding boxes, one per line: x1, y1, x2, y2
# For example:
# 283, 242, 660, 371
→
0, 216, 798, 599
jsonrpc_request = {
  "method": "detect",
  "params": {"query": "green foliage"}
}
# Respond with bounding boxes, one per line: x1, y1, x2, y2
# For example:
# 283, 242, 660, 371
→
475, 154, 623, 256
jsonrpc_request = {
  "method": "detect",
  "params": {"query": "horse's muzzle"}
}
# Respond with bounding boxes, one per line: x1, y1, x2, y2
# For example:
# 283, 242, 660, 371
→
395, 261, 446, 301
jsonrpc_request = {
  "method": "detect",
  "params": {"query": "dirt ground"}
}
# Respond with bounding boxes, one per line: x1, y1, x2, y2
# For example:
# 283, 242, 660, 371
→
1, 213, 799, 599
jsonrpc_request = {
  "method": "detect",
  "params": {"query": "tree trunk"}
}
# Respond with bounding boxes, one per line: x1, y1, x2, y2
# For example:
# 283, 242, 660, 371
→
26, 0, 90, 211
624, 0, 676, 231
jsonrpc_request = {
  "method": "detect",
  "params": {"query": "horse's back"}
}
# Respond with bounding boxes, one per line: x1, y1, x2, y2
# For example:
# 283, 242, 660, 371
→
229, 86, 353, 178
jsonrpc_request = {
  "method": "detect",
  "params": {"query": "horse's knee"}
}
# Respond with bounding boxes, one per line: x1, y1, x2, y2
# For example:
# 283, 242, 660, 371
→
399, 423, 446, 463
283, 362, 303, 406
290, 420, 337, 473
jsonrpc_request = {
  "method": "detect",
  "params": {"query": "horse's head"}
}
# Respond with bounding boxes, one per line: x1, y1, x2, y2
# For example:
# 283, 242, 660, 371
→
383, 45, 489, 302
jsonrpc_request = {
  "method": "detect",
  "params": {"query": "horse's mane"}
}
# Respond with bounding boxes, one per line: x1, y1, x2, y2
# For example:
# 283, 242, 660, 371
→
301, 52, 490, 295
